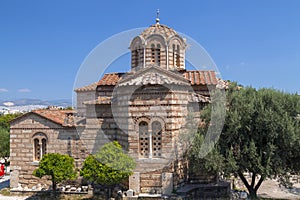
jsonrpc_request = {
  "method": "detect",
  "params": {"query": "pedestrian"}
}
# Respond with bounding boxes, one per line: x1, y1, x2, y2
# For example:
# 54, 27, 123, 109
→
0, 161, 4, 178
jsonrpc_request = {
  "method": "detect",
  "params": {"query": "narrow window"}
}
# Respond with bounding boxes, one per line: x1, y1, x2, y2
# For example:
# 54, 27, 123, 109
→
34, 139, 40, 161
151, 121, 162, 157
156, 44, 161, 65
151, 44, 155, 63
139, 121, 149, 158
42, 138, 47, 157
176, 45, 180, 67
172, 44, 176, 67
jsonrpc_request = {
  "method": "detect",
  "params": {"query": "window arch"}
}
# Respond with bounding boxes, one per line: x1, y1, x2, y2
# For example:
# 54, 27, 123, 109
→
139, 121, 149, 158
32, 133, 47, 161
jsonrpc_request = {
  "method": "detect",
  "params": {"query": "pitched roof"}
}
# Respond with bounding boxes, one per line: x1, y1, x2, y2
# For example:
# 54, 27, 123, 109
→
32, 109, 75, 126
97, 73, 125, 86
74, 82, 98, 92
183, 71, 218, 85
75, 69, 219, 90
117, 65, 190, 86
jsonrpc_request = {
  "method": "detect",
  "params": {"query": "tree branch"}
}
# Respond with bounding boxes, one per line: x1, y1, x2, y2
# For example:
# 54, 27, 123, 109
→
238, 172, 251, 190
254, 175, 265, 192
251, 172, 256, 188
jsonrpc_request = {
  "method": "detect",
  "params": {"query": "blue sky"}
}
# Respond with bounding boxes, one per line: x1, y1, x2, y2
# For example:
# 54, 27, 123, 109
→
0, 0, 300, 100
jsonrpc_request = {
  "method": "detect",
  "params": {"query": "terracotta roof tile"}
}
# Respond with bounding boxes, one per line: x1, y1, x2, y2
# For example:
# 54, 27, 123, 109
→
78, 70, 219, 89
75, 82, 97, 92
183, 70, 218, 85
97, 73, 125, 86
32, 109, 74, 126
140, 24, 178, 40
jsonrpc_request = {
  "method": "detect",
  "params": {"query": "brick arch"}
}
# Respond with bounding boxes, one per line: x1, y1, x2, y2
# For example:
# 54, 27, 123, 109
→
149, 117, 166, 131
134, 117, 149, 129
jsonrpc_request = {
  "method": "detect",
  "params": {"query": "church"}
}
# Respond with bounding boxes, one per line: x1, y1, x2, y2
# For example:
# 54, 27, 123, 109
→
10, 16, 227, 196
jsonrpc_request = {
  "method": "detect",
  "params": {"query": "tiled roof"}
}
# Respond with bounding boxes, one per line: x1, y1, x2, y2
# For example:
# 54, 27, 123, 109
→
97, 73, 125, 86
183, 71, 218, 85
140, 24, 177, 40
75, 82, 97, 92
77, 70, 219, 90
32, 109, 75, 126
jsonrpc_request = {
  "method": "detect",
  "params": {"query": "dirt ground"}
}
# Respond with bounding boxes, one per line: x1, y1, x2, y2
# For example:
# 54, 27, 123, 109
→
257, 179, 300, 199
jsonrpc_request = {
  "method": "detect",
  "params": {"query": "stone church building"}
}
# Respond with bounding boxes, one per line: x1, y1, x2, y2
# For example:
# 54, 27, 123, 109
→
10, 18, 226, 195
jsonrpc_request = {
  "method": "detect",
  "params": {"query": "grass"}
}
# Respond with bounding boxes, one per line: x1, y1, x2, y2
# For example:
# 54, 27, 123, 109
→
0, 188, 10, 196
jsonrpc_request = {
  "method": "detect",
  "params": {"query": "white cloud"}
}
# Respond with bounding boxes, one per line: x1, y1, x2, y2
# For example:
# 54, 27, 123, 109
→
18, 88, 31, 93
3, 102, 14, 106
0, 88, 8, 92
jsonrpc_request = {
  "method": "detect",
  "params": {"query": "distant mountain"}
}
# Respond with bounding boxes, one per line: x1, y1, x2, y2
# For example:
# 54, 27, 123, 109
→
0, 99, 72, 107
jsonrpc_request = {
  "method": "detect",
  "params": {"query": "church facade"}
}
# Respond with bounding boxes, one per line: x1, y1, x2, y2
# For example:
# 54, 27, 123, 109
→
10, 20, 226, 194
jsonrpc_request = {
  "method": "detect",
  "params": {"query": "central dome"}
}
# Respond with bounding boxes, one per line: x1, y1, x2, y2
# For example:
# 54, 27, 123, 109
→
130, 23, 187, 71
140, 24, 178, 40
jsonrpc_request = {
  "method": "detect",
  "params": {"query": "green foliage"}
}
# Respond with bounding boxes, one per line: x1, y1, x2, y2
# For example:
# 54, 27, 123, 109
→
33, 153, 77, 191
0, 127, 10, 158
192, 83, 300, 199
0, 113, 22, 130
80, 141, 136, 186
0, 113, 22, 158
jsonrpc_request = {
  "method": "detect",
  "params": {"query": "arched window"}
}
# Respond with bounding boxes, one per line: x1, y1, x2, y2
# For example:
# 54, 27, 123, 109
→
139, 121, 149, 158
138, 120, 163, 159
152, 121, 162, 157
33, 133, 47, 161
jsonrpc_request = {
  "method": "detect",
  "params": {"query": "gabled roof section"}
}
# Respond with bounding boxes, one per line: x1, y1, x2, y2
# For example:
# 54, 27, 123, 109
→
117, 65, 190, 86
32, 109, 74, 125
97, 73, 125, 86
183, 70, 218, 86
10, 109, 76, 127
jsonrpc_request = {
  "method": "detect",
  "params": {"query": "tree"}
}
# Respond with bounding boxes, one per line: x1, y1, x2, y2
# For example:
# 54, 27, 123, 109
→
33, 153, 77, 192
0, 127, 10, 158
81, 141, 136, 197
192, 84, 300, 199
0, 113, 22, 159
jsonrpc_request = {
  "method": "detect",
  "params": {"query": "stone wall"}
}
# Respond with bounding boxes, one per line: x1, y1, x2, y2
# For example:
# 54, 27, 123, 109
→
76, 91, 96, 116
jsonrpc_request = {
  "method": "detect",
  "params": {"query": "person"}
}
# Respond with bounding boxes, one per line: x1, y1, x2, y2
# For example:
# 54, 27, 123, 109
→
0, 162, 4, 178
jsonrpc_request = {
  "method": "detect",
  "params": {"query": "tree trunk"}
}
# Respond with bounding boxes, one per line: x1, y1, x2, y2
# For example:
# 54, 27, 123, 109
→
238, 172, 265, 199
51, 175, 57, 192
